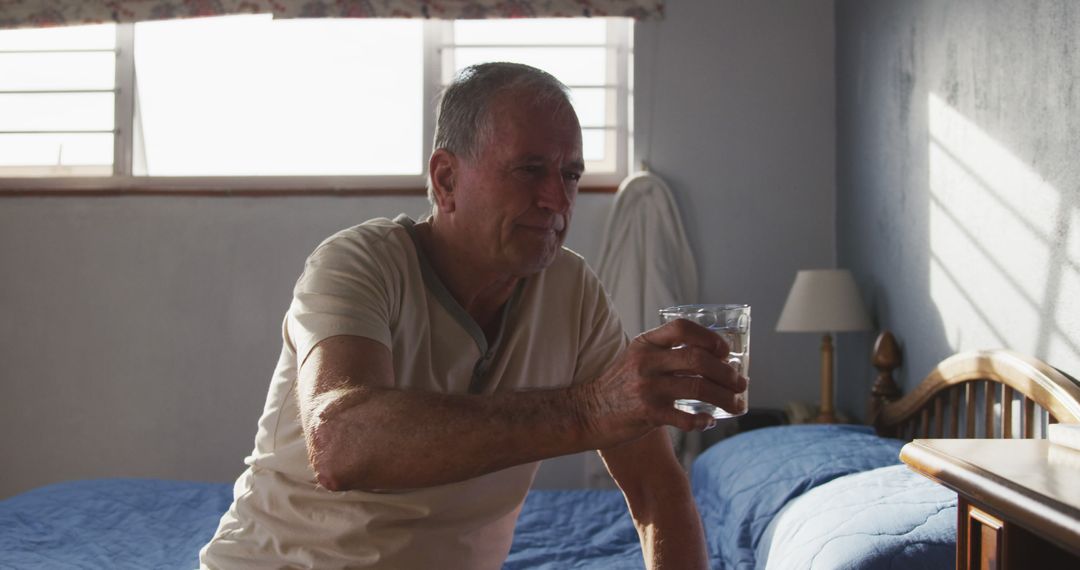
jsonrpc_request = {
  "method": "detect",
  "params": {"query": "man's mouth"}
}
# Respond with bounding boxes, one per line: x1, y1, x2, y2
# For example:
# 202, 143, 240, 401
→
520, 216, 565, 233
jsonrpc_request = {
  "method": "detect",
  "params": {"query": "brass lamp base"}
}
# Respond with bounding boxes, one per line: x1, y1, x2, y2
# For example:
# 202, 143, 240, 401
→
815, 333, 837, 423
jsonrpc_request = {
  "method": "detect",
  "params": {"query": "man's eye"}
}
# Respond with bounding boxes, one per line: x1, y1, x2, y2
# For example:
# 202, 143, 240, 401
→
564, 172, 582, 182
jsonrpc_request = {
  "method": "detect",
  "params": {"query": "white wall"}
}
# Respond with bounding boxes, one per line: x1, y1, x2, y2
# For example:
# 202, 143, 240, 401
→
0, 0, 838, 498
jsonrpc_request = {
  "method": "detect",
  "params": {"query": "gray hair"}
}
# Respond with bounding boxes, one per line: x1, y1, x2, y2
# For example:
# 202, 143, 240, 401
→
426, 62, 573, 204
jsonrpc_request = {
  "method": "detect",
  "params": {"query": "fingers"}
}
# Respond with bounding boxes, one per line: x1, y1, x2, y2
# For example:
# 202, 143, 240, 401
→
670, 345, 745, 392
635, 339, 744, 394
656, 375, 747, 417
628, 320, 748, 430
594, 321, 747, 440
635, 322, 742, 391
638, 318, 730, 358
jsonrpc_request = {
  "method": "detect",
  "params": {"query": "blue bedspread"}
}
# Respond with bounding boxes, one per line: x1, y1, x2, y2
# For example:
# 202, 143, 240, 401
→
0, 479, 639, 569
691, 425, 909, 570
505, 489, 643, 569
1, 426, 958, 569
756, 464, 955, 570
0, 478, 231, 569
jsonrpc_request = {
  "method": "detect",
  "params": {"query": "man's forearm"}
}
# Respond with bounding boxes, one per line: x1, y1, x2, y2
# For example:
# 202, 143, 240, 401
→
310, 384, 597, 491
633, 487, 710, 570
602, 429, 710, 570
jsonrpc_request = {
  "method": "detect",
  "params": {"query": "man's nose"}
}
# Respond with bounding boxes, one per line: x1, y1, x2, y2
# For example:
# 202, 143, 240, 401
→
535, 173, 572, 214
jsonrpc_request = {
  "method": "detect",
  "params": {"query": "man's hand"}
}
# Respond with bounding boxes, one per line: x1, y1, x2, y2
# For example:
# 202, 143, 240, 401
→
576, 318, 748, 448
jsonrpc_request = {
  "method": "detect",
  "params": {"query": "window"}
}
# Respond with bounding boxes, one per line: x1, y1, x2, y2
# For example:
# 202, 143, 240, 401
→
0, 16, 632, 191
132, 17, 424, 177
444, 18, 630, 185
0, 23, 117, 177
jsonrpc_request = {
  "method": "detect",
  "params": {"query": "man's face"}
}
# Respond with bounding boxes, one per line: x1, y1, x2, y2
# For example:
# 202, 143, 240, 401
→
447, 91, 584, 277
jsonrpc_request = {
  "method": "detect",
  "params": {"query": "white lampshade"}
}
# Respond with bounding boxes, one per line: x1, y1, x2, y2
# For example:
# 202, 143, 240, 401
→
776, 269, 873, 333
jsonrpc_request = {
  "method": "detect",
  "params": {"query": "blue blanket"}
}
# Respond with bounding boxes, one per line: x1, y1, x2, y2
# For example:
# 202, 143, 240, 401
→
756, 464, 955, 570
0, 478, 230, 569
505, 489, 643, 569
0, 479, 639, 569
1, 426, 958, 569
691, 424, 910, 569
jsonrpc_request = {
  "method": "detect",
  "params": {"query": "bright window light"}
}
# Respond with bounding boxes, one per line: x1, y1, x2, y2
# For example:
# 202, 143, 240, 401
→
133, 15, 424, 176
0, 23, 115, 176
0, 16, 631, 188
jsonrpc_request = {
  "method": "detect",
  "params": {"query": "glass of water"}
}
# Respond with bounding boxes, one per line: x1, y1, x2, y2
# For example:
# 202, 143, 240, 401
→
658, 304, 751, 419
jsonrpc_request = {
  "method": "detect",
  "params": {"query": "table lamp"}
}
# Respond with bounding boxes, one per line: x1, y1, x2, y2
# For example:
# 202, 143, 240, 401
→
776, 269, 873, 423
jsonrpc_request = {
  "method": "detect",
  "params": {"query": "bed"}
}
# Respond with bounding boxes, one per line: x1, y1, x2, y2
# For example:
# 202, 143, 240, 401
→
3, 332, 1079, 569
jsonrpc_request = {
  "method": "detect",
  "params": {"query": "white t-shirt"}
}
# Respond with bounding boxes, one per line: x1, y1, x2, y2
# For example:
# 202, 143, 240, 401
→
200, 216, 626, 569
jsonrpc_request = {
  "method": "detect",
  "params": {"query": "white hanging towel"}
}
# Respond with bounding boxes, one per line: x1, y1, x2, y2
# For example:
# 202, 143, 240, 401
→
595, 171, 699, 336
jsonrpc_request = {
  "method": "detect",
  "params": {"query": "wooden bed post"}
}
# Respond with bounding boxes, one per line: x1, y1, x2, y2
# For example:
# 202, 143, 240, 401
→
867, 331, 902, 434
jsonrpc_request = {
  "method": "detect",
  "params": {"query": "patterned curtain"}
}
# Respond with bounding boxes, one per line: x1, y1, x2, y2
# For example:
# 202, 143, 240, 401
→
0, 0, 664, 29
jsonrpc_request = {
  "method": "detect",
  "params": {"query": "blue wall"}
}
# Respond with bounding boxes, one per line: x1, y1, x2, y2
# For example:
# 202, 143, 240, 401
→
835, 0, 1080, 419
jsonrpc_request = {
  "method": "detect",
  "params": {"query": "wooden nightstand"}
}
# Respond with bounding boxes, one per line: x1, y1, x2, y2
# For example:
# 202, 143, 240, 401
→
901, 439, 1080, 569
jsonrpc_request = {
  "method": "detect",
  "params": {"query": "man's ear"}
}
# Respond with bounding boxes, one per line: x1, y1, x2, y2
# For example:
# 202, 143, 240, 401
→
428, 149, 456, 213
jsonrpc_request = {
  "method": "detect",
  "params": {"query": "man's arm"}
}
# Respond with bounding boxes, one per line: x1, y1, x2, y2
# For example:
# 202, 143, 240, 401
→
300, 334, 597, 491
299, 320, 745, 492
600, 428, 709, 570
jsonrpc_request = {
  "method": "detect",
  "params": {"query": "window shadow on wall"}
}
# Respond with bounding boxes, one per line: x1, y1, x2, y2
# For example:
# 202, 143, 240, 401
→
926, 92, 1080, 371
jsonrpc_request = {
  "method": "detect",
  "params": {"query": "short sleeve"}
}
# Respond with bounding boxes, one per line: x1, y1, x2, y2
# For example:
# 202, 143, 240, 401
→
572, 266, 629, 385
287, 230, 399, 368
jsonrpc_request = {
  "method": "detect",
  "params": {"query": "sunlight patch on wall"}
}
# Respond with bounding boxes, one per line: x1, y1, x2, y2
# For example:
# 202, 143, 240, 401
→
927, 92, 1079, 368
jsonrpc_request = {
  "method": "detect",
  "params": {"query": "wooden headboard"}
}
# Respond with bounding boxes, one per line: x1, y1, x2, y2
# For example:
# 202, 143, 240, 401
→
864, 331, 1080, 440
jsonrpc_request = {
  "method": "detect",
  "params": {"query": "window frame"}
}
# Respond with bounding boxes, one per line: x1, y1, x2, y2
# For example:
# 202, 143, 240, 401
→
0, 18, 631, 194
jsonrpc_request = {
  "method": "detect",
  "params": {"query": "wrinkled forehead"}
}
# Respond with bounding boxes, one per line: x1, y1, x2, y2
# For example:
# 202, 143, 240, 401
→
481, 89, 583, 156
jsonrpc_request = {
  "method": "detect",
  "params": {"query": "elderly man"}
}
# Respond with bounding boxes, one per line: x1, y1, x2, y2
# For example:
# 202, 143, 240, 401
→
200, 62, 745, 569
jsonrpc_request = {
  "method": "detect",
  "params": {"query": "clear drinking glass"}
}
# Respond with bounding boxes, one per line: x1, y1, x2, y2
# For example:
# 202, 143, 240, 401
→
658, 304, 751, 419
